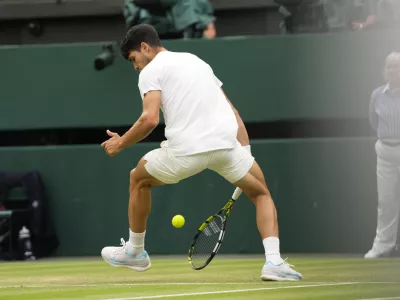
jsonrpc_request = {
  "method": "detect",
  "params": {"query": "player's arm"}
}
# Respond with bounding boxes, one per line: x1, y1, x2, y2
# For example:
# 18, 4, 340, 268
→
221, 88, 250, 147
369, 90, 378, 132
118, 91, 161, 149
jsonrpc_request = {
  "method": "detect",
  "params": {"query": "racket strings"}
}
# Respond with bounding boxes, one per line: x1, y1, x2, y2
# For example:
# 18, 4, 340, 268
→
191, 216, 224, 268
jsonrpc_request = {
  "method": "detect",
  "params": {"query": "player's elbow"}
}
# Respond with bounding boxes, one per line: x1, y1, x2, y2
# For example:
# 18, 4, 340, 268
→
142, 115, 159, 129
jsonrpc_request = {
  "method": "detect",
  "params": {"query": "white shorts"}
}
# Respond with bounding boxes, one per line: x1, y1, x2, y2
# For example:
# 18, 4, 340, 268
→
143, 143, 254, 184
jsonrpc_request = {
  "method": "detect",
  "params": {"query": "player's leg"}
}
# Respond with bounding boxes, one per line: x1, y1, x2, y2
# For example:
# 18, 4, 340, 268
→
101, 157, 164, 271
234, 161, 278, 240
233, 162, 302, 281
209, 146, 302, 281
101, 147, 207, 271
365, 144, 400, 258
129, 158, 166, 233
127, 158, 165, 251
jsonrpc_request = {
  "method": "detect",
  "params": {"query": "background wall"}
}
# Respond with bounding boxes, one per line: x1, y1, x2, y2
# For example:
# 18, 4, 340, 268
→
0, 139, 377, 256
1, 29, 393, 256
2, 29, 399, 130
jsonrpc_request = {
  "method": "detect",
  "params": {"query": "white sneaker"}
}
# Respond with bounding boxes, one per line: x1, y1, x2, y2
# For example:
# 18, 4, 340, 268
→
101, 238, 151, 272
261, 259, 303, 281
364, 248, 392, 259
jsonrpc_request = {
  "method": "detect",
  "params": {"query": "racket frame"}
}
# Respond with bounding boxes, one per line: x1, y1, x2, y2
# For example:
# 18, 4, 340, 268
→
188, 197, 237, 270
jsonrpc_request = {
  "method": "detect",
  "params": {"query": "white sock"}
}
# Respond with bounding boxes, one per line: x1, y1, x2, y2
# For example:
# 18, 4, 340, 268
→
126, 229, 145, 256
263, 237, 283, 265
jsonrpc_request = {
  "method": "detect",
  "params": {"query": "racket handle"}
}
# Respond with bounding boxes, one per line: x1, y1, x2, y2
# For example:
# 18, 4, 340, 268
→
232, 187, 242, 200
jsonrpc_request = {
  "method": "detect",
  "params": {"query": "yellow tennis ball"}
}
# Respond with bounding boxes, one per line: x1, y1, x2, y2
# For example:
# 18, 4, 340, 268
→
172, 215, 185, 228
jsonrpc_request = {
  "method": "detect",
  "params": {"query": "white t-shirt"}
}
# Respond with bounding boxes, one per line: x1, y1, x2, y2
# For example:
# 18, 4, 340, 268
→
138, 51, 238, 156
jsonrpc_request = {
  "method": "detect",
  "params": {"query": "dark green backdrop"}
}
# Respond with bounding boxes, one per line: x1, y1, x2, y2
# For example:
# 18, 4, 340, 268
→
0, 139, 378, 256
1, 29, 391, 255
2, 29, 400, 130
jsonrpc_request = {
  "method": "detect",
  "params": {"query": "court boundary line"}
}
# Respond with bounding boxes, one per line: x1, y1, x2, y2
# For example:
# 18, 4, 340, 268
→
104, 282, 363, 300
358, 297, 400, 300
0, 282, 272, 289
0, 281, 398, 289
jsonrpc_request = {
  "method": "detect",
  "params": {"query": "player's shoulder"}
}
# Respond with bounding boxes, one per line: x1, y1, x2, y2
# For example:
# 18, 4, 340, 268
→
170, 50, 196, 57
138, 66, 152, 82
173, 51, 207, 63
139, 59, 161, 81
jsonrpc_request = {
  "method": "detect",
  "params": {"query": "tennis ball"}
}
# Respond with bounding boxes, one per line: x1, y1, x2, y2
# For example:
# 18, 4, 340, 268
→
172, 215, 185, 228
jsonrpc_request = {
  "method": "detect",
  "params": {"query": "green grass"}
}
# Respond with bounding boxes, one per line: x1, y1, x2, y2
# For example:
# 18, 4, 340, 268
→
0, 257, 399, 300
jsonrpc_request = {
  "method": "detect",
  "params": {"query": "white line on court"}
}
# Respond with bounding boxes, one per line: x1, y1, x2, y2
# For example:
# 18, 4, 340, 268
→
0, 282, 268, 289
105, 282, 359, 300
0, 281, 398, 289
358, 283, 400, 285
0, 282, 331, 289
0, 282, 349, 289
358, 297, 400, 300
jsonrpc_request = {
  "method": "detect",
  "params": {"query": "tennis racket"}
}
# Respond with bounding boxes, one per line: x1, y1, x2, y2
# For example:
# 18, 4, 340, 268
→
188, 187, 243, 270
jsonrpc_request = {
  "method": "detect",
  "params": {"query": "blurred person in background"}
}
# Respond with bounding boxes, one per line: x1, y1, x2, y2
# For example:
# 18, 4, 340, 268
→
353, 0, 400, 30
322, 0, 377, 31
275, 0, 328, 34
275, 0, 377, 33
123, 0, 216, 39
366, 52, 400, 259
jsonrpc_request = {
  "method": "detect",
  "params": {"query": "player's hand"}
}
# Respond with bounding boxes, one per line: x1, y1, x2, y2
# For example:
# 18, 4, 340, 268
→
101, 130, 123, 157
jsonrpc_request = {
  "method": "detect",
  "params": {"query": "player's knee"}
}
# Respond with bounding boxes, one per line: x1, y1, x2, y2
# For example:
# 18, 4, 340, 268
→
245, 183, 271, 203
249, 189, 270, 201
130, 168, 151, 190
130, 168, 138, 187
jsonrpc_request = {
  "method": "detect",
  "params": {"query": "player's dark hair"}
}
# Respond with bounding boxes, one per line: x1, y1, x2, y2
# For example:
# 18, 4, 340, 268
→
120, 24, 163, 60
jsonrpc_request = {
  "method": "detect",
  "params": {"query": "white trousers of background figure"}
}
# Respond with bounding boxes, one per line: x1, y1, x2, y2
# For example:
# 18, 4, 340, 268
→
370, 140, 400, 255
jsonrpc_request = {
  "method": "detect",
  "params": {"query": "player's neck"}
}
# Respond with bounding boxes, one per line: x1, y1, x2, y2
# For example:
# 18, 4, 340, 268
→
152, 47, 167, 59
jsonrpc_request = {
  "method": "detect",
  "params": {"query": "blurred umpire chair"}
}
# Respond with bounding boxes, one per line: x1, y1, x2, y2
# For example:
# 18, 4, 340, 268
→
0, 172, 58, 260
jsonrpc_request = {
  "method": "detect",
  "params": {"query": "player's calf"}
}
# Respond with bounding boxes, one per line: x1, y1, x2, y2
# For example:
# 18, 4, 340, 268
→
234, 161, 304, 281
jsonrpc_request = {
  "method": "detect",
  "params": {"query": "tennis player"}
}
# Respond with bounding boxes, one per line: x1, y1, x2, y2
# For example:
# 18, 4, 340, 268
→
100, 24, 302, 281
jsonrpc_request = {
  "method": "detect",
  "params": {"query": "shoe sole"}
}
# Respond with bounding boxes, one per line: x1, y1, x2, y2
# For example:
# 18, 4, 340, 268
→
364, 252, 392, 259
104, 260, 152, 272
261, 274, 301, 281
